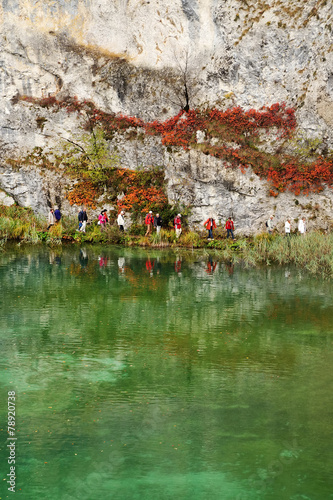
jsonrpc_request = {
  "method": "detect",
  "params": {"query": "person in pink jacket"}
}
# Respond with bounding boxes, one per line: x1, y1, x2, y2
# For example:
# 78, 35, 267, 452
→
98, 209, 108, 231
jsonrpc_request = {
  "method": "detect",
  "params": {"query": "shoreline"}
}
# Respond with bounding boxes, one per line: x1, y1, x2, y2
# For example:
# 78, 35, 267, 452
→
2, 229, 333, 279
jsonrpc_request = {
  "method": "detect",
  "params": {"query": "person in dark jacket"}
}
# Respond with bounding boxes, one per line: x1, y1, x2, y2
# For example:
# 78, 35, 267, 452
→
154, 213, 162, 234
79, 207, 88, 232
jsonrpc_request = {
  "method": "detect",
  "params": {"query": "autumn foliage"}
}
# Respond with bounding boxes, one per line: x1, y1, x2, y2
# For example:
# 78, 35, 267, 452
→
66, 180, 99, 209
20, 95, 333, 198
114, 169, 167, 213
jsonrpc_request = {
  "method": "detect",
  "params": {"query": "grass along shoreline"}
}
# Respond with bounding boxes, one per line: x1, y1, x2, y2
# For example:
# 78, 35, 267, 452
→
1, 205, 333, 277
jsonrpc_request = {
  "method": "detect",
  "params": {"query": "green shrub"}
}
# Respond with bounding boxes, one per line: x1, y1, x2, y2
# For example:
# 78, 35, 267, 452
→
181, 231, 203, 248
129, 223, 146, 236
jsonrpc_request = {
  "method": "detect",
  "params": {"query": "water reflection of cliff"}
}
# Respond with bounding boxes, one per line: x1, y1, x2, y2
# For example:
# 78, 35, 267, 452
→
1, 247, 332, 499
0, 247, 332, 372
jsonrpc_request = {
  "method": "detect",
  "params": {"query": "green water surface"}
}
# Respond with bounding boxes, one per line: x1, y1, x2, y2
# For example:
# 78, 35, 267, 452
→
0, 245, 332, 500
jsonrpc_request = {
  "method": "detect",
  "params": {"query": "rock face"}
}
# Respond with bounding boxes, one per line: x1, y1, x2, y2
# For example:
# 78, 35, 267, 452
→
165, 149, 333, 233
1, 0, 333, 232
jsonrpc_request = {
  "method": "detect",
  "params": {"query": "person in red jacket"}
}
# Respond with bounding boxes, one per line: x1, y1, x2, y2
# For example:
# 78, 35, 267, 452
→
145, 211, 154, 236
174, 214, 182, 238
225, 217, 235, 239
204, 216, 217, 239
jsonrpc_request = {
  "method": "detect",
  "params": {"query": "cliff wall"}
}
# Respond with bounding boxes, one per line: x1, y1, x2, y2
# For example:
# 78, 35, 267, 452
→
1, 0, 333, 232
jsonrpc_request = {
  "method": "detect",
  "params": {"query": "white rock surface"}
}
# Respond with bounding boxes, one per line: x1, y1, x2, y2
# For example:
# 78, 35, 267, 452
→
0, 189, 15, 206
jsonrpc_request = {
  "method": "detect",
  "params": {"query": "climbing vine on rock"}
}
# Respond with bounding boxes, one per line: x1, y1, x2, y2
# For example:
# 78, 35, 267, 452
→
18, 95, 333, 196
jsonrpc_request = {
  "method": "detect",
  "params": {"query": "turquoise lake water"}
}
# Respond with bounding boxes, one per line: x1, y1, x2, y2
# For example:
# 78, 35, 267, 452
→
0, 245, 332, 500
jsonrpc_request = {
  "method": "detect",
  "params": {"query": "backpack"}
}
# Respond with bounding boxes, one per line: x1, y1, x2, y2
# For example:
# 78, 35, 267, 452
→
265, 220, 268, 227
54, 209, 61, 221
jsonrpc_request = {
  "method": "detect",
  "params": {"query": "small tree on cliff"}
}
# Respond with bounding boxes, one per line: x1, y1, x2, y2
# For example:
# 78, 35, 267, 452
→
63, 127, 120, 188
164, 48, 200, 112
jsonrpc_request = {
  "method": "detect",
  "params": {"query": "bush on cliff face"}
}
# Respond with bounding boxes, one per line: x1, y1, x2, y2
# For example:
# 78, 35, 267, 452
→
63, 128, 120, 186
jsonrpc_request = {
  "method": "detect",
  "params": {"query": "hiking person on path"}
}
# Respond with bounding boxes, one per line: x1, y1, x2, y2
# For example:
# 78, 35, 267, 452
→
47, 208, 55, 230
298, 217, 306, 235
117, 210, 125, 231
79, 207, 88, 233
145, 211, 154, 236
98, 209, 108, 231
204, 216, 217, 239
154, 213, 162, 234
225, 217, 235, 240
285, 218, 291, 236
78, 208, 83, 231
174, 214, 182, 238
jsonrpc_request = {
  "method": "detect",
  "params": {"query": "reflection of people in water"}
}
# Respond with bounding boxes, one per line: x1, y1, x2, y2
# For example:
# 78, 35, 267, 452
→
79, 248, 88, 268
145, 259, 155, 276
99, 256, 108, 267
226, 261, 234, 276
206, 256, 217, 274
118, 257, 125, 273
175, 257, 182, 274
155, 258, 161, 275
49, 250, 61, 265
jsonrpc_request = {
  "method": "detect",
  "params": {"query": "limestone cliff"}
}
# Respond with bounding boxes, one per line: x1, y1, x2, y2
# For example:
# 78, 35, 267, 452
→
1, 0, 333, 232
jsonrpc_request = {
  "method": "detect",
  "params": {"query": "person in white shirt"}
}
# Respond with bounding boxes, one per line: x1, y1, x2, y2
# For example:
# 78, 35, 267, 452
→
298, 217, 306, 235
47, 208, 55, 230
117, 210, 125, 231
285, 219, 291, 236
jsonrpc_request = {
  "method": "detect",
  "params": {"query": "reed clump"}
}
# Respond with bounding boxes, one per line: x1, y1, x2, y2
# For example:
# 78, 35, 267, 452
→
149, 229, 174, 247
248, 233, 333, 278
181, 231, 203, 248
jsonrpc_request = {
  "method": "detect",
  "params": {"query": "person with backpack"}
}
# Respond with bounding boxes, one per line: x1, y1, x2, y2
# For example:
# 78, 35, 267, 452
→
54, 207, 61, 223
225, 217, 235, 240
145, 211, 154, 236
204, 216, 217, 239
266, 215, 274, 235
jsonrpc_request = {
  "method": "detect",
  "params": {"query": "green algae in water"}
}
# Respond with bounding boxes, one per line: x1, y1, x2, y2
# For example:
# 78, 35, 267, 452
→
0, 246, 332, 500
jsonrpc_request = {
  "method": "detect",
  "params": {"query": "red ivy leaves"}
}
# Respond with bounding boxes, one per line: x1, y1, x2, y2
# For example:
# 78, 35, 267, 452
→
19, 95, 332, 197
67, 180, 98, 209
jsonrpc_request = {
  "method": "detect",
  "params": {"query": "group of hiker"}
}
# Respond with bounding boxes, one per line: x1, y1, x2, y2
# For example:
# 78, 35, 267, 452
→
47, 205, 236, 239
204, 216, 235, 240
145, 212, 236, 240
266, 215, 307, 236
47, 206, 307, 239
144, 211, 164, 236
